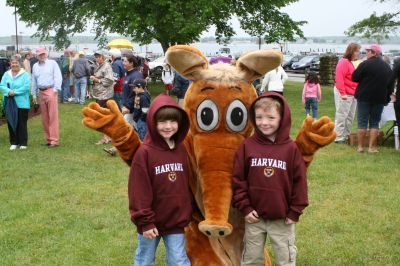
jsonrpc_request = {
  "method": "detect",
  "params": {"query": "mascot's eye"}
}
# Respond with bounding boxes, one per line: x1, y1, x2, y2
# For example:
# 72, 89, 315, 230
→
196, 99, 219, 131
226, 100, 247, 132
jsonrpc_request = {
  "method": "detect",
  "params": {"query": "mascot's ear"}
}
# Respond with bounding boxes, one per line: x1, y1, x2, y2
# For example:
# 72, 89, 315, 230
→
236, 49, 283, 82
166, 45, 208, 81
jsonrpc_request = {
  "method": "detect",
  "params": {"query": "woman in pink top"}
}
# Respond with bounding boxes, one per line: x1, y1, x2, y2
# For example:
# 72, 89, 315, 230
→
302, 72, 321, 118
334, 43, 361, 143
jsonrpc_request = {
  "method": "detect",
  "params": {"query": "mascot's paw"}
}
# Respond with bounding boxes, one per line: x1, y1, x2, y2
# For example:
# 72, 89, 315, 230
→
82, 100, 132, 140
309, 116, 337, 146
296, 115, 336, 156
198, 220, 233, 237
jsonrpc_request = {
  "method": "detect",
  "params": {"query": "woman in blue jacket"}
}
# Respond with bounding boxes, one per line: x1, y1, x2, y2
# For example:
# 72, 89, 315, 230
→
0, 55, 31, 150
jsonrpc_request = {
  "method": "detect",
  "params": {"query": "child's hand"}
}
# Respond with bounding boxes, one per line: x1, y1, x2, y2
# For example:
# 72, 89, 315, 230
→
245, 210, 260, 224
285, 218, 296, 224
143, 228, 159, 239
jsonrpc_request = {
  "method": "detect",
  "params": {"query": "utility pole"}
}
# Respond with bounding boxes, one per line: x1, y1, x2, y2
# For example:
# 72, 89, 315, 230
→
14, 5, 19, 53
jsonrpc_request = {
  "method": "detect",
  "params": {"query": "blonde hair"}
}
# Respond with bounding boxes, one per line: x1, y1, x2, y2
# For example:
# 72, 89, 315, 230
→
254, 97, 282, 117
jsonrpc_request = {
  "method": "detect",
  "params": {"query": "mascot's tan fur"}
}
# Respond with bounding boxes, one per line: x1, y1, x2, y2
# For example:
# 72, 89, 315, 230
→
82, 45, 336, 265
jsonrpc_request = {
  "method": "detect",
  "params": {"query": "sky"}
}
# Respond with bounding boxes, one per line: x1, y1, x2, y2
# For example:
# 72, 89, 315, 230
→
0, 0, 397, 37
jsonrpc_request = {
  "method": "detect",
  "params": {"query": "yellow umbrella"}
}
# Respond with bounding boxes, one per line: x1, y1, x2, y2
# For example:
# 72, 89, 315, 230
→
107, 38, 134, 49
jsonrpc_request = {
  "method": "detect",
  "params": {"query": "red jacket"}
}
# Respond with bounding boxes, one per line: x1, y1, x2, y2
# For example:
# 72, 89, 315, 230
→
232, 92, 308, 222
128, 94, 193, 234
335, 58, 358, 96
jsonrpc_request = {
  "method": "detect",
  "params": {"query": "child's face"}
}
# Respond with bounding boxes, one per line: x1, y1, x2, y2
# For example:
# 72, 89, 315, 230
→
156, 120, 179, 141
133, 86, 144, 94
255, 107, 281, 139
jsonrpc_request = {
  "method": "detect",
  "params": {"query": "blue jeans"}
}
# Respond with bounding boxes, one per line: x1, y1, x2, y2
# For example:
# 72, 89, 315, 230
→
357, 100, 384, 129
305, 97, 318, 118
61, 75, 70, 102
134, 233, 191, 266
74, 77, 87, 105
135, 119, 147, 141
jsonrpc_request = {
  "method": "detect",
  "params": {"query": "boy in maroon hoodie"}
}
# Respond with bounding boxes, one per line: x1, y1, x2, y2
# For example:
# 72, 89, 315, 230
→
128, 94, 192, 266
232, 92, 308, 266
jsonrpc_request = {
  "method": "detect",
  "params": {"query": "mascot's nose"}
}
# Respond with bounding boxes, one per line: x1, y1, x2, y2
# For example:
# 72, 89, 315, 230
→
199, 221, 232, 237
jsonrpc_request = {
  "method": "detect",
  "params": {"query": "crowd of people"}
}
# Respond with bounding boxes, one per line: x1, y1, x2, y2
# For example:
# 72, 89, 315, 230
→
0, 43, 399, 265
333, 43, 396, 153
0, 46, 191, 151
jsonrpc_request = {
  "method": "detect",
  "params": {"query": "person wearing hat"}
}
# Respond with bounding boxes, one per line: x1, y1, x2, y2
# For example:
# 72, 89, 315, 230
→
109, 48, 125, 111
352, 44, 394, 153
103, 55, 143, 155
90, 50, 115, 145
31, 47, 63, 147
71, 51, 91, 105
131, 78, 151, 141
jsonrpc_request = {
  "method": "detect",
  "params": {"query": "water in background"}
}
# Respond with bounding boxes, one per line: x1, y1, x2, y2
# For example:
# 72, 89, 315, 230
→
2, 41, 399, 57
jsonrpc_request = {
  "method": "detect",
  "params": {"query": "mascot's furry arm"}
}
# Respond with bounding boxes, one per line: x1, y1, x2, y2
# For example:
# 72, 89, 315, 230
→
295, 116, 336, 167
82, 100, 141, 165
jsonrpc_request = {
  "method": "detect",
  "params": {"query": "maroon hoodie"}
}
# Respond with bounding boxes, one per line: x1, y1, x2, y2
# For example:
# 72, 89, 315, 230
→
232, 92, 308, 222
128, 94, 193, 234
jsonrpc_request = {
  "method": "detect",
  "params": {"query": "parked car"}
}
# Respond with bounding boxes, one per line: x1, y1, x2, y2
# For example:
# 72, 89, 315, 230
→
282, 55, 304, 70
309, 58, 320, 72
291, 55, 319, 72
282, 55, 293, 67
148, 56, 165, 72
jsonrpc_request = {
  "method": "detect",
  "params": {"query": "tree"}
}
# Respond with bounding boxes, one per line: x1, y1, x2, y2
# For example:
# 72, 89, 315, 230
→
233, 0, 306, 48
7, 0, 305, 53
346, 0, 400, 43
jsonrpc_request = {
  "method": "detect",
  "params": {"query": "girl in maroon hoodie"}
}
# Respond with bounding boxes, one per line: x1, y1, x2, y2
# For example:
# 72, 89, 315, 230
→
232, 92, 308, 266
128, 94, 192, 266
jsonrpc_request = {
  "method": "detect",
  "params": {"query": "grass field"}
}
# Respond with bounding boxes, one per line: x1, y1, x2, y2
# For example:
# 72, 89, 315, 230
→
1, 81, 399, 265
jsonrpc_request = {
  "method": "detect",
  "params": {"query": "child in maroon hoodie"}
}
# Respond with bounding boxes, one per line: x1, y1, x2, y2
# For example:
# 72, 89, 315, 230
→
232, 92, 308, 266
128, 94, 192, 266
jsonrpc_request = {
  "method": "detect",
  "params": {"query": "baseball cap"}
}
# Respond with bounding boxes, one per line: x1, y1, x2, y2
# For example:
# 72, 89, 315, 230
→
94, 50, 106, 56
78, 51, 85, 56
365, 44, 382, 55
108, 48, 121, 58
130, 79, 147, 88
36, 47, 47, 55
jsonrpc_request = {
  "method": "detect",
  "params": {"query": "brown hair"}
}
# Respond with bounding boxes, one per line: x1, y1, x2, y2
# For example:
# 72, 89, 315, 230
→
343, 43, 361, 60
254, 97, 283, 117
155, 106, 182, 124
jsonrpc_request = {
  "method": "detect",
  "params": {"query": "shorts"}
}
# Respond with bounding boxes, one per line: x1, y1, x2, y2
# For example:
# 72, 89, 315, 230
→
357, 101, 384, 129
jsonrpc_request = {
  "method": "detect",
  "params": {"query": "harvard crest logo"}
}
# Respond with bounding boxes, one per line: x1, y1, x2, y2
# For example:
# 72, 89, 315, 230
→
263, 167, 274, 178
168, 171, 177, 182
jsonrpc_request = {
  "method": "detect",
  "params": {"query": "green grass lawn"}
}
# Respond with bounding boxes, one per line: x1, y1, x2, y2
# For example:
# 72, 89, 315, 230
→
1, 81, 399, 265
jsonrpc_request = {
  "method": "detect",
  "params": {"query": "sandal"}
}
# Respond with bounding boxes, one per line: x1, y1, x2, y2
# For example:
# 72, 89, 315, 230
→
357, 147, 364, 153
368, 149, 379, 154
103, 147, 117, 156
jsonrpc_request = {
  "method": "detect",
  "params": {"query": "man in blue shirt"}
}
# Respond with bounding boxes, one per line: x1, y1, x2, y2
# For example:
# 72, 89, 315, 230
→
31, 47, 63, 147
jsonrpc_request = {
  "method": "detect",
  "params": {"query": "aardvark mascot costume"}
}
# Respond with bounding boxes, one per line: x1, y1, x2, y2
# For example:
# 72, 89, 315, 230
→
82, 45, 336, 265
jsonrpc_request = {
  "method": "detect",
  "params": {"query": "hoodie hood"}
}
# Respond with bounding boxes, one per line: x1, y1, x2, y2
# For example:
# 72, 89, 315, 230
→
144, 93, 190, 150
249, 91, 292, 144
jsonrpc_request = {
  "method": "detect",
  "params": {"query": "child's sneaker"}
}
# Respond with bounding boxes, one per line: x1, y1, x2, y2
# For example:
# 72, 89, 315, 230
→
10, 145, 18, 150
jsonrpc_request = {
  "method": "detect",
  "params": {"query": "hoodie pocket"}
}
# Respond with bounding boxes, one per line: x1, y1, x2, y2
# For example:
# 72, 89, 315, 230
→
153, 194, 192, 229
249, 187, 288, 219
